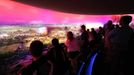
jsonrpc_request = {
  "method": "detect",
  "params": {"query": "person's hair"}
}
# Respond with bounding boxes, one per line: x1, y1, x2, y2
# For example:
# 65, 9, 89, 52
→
107, 20, 113, 24
99, 26, 102, 29
81, 25, 86, 30
120, 15, 132, 26
91, 28, 95, 31
67, 31, 74, 41
30, 40, 44, 57
87, 29, 90, 32
52, 38, 59, 47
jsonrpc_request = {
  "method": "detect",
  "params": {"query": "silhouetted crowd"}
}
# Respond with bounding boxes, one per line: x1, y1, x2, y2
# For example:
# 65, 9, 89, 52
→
16, 15, 134, 75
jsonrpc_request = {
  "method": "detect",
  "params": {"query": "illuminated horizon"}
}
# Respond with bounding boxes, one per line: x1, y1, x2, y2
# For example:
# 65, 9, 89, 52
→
0, 0, 134, 25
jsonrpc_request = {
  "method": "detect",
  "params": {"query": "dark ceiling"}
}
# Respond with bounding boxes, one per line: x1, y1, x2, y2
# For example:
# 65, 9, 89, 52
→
13, 0, 134, 15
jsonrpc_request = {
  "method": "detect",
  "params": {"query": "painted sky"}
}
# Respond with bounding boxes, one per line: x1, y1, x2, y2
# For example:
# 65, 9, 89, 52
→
0, 0, 133, 25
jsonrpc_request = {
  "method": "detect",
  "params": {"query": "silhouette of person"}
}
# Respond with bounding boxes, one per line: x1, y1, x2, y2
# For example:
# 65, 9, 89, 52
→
79, 25, 90, 62
47, 38, 70, 75
20, 40, 51, 75
65, 31, 80, 59
105, 15, 134, 75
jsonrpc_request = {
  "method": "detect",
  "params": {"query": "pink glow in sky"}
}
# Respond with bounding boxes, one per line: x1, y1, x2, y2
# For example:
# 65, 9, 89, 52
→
0, 0, 134, 25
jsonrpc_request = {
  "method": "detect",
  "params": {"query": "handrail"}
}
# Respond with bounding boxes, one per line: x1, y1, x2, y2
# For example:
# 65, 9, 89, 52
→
86, 53, 98, 75
77, 51, 99, 75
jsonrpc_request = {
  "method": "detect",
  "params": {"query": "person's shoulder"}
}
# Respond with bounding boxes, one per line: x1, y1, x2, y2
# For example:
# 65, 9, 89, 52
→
112, 27, 122, 32
108, 29, 117, 34
82, 31, 88, 33
107, 29, 120, 37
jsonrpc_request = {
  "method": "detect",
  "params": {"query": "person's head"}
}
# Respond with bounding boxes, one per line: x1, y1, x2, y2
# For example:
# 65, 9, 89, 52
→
91, 28, 95, 31
99, 26, 103, 30
87, 29, 90, 32
81, 25, 86, 31
119, 15, 132, 27
107, 20, 113, 25
52, 38, 59, 47
115, 24, 120, 28
30, 40, 44, 57
67, 31, 74, 40
107, 20, 113, 27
